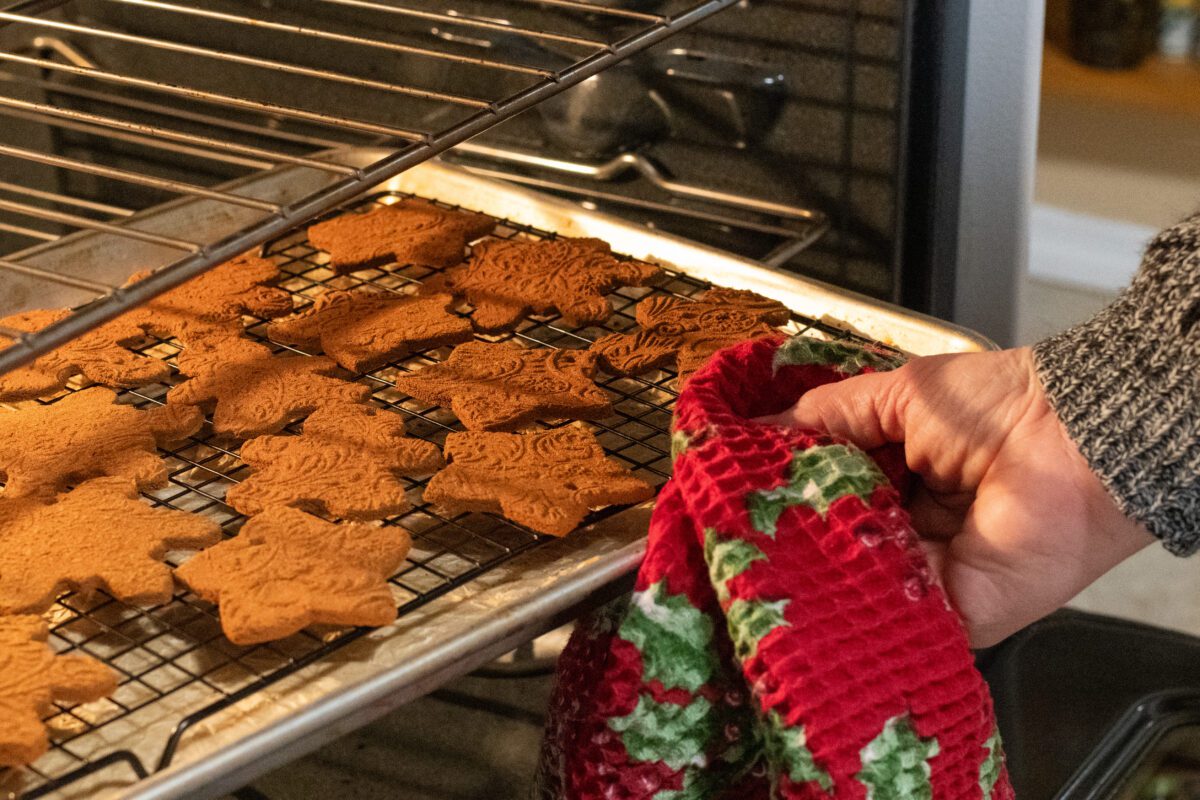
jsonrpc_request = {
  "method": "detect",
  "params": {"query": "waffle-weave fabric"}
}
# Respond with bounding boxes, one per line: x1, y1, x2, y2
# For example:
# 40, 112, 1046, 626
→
536, 334, 1012, 799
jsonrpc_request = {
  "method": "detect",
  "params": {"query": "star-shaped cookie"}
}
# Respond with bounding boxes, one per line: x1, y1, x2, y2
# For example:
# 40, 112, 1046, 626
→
121, 252, 294, 346
423, 425, 655, 537
307, 200, 496, 274
0, 308, 170, 401
266, 289, 473, 373
225, 404, 443, 520
393, 341, 613, 431
430, 237, 662, 333
175, 506, 410, 645
0, 615, 117, 767
169, 339, 371, 437
0, 477, 222, 614
0, 387, 202, 498
590, 288, 791, 381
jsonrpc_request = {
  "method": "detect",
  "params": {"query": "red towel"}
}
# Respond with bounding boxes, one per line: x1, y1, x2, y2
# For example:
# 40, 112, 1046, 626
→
536, 334, 1013, 799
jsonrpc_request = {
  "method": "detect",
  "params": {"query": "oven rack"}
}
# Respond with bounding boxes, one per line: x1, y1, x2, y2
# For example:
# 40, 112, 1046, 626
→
0, 0, 741, 378
6, 188, 887, 800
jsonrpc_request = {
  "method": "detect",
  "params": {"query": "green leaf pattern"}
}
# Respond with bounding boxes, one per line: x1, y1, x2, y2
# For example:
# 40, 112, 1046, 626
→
671, 428, 692, 461
703, 527, 767, 604
978, 727, 1004, 799
747, 444, 888, 536
618, 581, 718, 693
609, 695, 718, 772
763, 709, 834, 792
856, 717, 940, 800
773, 336, 904, 375
726, 598, 791, 661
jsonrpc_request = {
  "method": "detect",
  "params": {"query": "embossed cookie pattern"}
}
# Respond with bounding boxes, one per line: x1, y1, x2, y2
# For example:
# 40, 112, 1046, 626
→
307, 200, 496, 274
0, 615, 117, 767
169, 339, 371, 438
225, 404, 442, 520
266, 289, 472, 373
431, 237, 662, 333
0, 309, 169, 401
423, 425, 655, 537
0, 387, 201, 498
590, 287, 791, 381
175, 506, 411, 645
393, 341, 613, 431
121, 253, 293, 346
0, 478, 222, 614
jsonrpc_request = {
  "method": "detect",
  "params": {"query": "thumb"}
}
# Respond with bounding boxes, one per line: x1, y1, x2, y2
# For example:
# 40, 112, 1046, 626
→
755, 368, 908, 451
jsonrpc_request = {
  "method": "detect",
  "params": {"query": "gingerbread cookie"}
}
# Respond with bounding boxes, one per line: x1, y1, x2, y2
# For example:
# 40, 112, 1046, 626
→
0, 309, 169, 401
307, 200, 496, 274
393, 341, 613, 431
423, 425, 655, 537
590, 287, 791, 381
169, 338, 371, 437
121, 252, 293, 345
0, 387, 201, 498
266, 289, 472, 373
225, 404, 442, 520
0, 478, 222, 615
175, 506, 410, 645
0, 615, 118, 767
429, 237, 662, 333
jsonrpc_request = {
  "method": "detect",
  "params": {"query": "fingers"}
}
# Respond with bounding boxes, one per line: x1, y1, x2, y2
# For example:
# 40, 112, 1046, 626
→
756, 368, 908, 451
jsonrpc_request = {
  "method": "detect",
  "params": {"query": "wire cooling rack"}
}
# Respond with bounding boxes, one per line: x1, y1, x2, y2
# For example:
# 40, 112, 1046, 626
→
5, 191, 896, 798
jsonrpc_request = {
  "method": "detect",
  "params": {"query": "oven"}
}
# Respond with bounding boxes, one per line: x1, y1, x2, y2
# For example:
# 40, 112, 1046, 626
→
0, 1, 1049, 798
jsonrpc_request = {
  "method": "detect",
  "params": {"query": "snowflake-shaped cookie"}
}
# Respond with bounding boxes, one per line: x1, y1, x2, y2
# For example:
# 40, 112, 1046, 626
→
0, 309, 169, 401
0, 387, 202, 498
431, 237, 662, 333
175, 506, 410, 644
393, 341, 613, 431
169, 339, 370, 437
0, 477, 222, 614
307, 200, 496, 274
266, 289, 472, 373
225, 404, 442, 520
591, 288, 791, 381
121, 252, 293, 345
423, 425, 655, 537
0, 615, 117, 767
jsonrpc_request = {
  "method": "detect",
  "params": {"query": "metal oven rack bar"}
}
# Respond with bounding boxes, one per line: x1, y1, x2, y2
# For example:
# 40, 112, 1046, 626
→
2, 155, 991, 800
0, 0, 740, 373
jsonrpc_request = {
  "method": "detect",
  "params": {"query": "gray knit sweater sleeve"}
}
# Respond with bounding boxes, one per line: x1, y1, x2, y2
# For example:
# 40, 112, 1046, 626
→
1033, 212, 1200, 555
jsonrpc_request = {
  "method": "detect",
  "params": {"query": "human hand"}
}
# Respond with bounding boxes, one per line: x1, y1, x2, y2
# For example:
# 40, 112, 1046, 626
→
758, 347, 1154, 648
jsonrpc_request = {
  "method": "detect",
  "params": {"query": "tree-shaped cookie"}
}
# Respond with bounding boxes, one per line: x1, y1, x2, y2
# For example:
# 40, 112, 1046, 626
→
0, 615, 118, 767
0, 387, 202, 498
266, 288, 472, 373
175, 506, 410, 645
423, 425, 655, 537
307, 200, 496, 274
0, 477, 222, 614
393, 341, 613, 431
225, 404, 443, 520
430, 237, 662, 333
590, 287, 791, 381
0, 308, 170, 401
121, 252, 293, 346
169, 338, 371, 437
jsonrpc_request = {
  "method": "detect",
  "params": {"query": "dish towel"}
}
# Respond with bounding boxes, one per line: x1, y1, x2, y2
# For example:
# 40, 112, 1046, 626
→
535, 333, 1013, 799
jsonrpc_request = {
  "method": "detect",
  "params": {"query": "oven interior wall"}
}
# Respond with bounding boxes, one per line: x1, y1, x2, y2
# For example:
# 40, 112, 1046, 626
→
0, 0, 918, 309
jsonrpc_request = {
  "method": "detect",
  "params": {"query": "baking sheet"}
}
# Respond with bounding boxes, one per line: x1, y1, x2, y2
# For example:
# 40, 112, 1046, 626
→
3, 152, 992, 800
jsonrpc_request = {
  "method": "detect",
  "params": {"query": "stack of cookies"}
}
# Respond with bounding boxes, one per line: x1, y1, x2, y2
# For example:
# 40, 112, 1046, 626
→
0, 196, 796, 769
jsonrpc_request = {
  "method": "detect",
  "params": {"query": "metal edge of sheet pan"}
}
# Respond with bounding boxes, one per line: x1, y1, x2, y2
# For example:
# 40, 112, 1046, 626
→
9, 152, 993, 800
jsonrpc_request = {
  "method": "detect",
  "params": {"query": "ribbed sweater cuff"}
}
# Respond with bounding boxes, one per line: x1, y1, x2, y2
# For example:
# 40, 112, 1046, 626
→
1033, 213, 1200, 555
